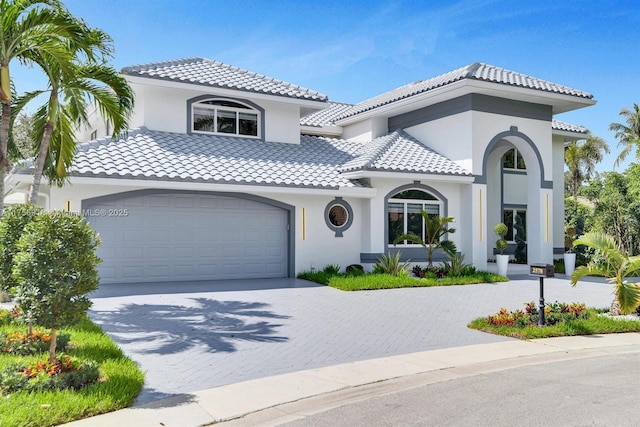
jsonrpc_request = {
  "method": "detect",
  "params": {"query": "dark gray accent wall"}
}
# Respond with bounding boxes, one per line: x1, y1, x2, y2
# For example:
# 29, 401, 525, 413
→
361, 249, 459, 263
388, 94, 552, 131
186, 94, 266, 141
82, 189, 295, 278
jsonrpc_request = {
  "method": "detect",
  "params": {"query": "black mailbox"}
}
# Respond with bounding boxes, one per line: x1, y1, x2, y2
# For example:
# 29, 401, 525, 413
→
530, 263, 554, 278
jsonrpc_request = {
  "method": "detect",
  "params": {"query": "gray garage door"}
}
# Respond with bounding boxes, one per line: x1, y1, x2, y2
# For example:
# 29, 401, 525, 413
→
84, 192, 289, 284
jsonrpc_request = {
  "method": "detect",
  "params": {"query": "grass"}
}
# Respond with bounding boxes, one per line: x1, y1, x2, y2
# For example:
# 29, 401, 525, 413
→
468, 309, 640, 339
298, 270, 508, 291
0, 316, 144, 427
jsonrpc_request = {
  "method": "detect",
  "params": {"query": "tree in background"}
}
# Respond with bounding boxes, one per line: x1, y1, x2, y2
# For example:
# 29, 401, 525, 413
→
610, 103, 640, 168
564, 134, 609, 198
9, 112, 37, 159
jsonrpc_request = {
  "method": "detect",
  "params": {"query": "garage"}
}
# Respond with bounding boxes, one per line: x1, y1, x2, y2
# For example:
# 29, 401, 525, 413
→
84, 191, 290, 284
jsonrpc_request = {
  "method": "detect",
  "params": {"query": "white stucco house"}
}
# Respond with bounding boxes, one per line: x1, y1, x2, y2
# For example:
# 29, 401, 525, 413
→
4, 58, 594, 284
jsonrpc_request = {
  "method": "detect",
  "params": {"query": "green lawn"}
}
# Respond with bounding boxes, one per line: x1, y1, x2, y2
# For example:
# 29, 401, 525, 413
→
468, 309, 640, 339
298, 271, 508, 291
0, 316, 144, 427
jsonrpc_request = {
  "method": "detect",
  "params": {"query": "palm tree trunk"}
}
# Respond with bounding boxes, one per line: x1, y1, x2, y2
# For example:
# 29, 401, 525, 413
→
29, 121, 54, 205
0, 100, 11, 216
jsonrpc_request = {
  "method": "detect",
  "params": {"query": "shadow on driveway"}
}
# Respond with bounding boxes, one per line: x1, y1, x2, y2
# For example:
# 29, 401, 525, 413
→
91, 297, 290, 354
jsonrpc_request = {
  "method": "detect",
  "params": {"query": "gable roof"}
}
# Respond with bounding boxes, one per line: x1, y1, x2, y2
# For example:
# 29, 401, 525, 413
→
67, 128, 471, 190
335, 63, 594, 121
122, 57, 328, 102
339, 130, 471, 176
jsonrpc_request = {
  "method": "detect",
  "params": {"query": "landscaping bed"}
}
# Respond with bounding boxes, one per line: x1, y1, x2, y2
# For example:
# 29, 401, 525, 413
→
0, 309, 144, 427
468, 301, 640, 339
298, 264, 507, 291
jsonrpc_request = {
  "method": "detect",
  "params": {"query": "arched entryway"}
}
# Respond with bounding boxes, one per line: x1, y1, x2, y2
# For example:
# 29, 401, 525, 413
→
480, 126, 554, 266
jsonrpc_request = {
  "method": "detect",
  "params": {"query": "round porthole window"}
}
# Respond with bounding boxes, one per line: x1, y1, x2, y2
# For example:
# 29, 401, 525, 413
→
324, 197, 353, 237
328, 204, 348, 227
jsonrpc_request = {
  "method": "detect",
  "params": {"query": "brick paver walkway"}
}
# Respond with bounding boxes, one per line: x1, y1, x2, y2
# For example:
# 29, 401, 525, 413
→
89, 275, 613, 404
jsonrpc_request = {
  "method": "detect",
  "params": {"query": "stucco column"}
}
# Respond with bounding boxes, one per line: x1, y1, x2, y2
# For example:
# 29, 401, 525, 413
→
467, 182, 488, 269
527, 187, 554, 265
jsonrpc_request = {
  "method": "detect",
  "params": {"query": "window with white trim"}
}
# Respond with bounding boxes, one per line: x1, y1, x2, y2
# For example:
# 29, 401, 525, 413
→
502, 148, 526, 170
192, 99, 259, 137
388, 189, 442, 246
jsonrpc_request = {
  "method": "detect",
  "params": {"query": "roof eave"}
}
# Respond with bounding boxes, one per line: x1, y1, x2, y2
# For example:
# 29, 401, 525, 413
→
124, 75, 330, 108
341, 170, 474, 183
300, 124, 343, 137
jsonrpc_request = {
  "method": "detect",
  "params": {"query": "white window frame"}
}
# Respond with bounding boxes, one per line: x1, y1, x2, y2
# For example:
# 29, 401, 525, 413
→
388, 192, 442, 247
191, 99, 261, 139
502, 148, 527, 171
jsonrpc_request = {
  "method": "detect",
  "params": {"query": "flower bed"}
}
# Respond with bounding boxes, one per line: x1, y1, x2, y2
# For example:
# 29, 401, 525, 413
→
1, 330, 70, 355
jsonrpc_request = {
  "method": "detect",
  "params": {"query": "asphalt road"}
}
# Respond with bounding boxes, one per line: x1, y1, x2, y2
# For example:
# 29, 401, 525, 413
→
272, 352, 640, 426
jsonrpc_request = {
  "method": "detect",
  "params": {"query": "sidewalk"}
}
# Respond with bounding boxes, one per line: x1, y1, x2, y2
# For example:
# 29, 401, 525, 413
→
64, 332, 640, 427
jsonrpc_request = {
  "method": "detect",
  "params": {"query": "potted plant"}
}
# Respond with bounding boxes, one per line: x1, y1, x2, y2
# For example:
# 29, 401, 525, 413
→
564, 226, 577, 276
494, 223, 509, 276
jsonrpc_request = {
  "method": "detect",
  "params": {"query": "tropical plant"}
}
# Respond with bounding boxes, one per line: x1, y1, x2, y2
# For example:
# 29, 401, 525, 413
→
609, 103, 640, 168
13, 34, 134, 202
373, 252, 409, 277
393, 212, 456, 267
0, 0, 96, 215
12, 210, 101, 362
565, 226, 577, 253
571, 232, 640, 315
441, 253, 472, 277
494, 223, 508, 255
322, 264, 341, 275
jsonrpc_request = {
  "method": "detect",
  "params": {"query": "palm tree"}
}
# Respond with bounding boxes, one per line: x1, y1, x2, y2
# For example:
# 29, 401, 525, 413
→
571, 232, 640, 315
0, 0, 93, 214
564, 134, 609, 198
609, 103, 640, 168
393, 212, 457, 267
14, 59, 134, 202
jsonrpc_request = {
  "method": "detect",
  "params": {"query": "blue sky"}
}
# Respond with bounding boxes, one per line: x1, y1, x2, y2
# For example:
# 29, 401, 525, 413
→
14, 0, 640, 171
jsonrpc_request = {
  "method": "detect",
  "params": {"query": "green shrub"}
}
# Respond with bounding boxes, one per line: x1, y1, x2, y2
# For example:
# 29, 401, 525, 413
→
442, 253, 472, 277
12, 211, 102, 362
345, 264, 364, 274
322, 264, 341, 275
0, 205, 42, 296
494, 223, 508, 255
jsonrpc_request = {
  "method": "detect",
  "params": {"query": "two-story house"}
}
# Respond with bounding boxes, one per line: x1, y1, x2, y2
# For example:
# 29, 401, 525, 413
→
5, 58, 594, 284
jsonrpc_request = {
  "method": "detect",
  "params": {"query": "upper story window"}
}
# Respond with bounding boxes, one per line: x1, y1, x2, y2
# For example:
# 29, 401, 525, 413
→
502, 148, 526, 171
192, 99, 260, 138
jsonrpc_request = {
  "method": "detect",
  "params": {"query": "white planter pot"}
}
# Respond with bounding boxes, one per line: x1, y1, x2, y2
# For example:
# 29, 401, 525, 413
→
496, 254, 509, 277
564, 253, 576, 277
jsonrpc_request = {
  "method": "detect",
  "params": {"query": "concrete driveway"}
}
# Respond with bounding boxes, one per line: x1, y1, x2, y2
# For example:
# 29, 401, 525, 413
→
88, 274, 614, 405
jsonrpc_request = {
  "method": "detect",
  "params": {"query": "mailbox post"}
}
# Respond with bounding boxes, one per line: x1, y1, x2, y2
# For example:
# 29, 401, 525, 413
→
529, 263, 555, 326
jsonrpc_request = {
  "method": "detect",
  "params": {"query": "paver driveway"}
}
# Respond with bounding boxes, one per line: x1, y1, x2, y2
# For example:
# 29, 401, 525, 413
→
89, 275, 614, 405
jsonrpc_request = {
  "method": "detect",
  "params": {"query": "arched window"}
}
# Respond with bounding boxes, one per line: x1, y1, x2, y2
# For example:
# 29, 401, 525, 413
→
387, 189, 442, 245
191, 99, 260, 137
502, 148, 526, 170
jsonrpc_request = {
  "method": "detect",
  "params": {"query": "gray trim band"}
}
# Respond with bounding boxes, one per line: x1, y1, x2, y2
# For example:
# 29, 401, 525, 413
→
388, 93, 552, 131
82, 189, 295, 278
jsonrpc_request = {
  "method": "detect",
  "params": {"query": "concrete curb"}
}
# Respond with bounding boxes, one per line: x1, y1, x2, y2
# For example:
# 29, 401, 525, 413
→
63, 332, 640, 426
